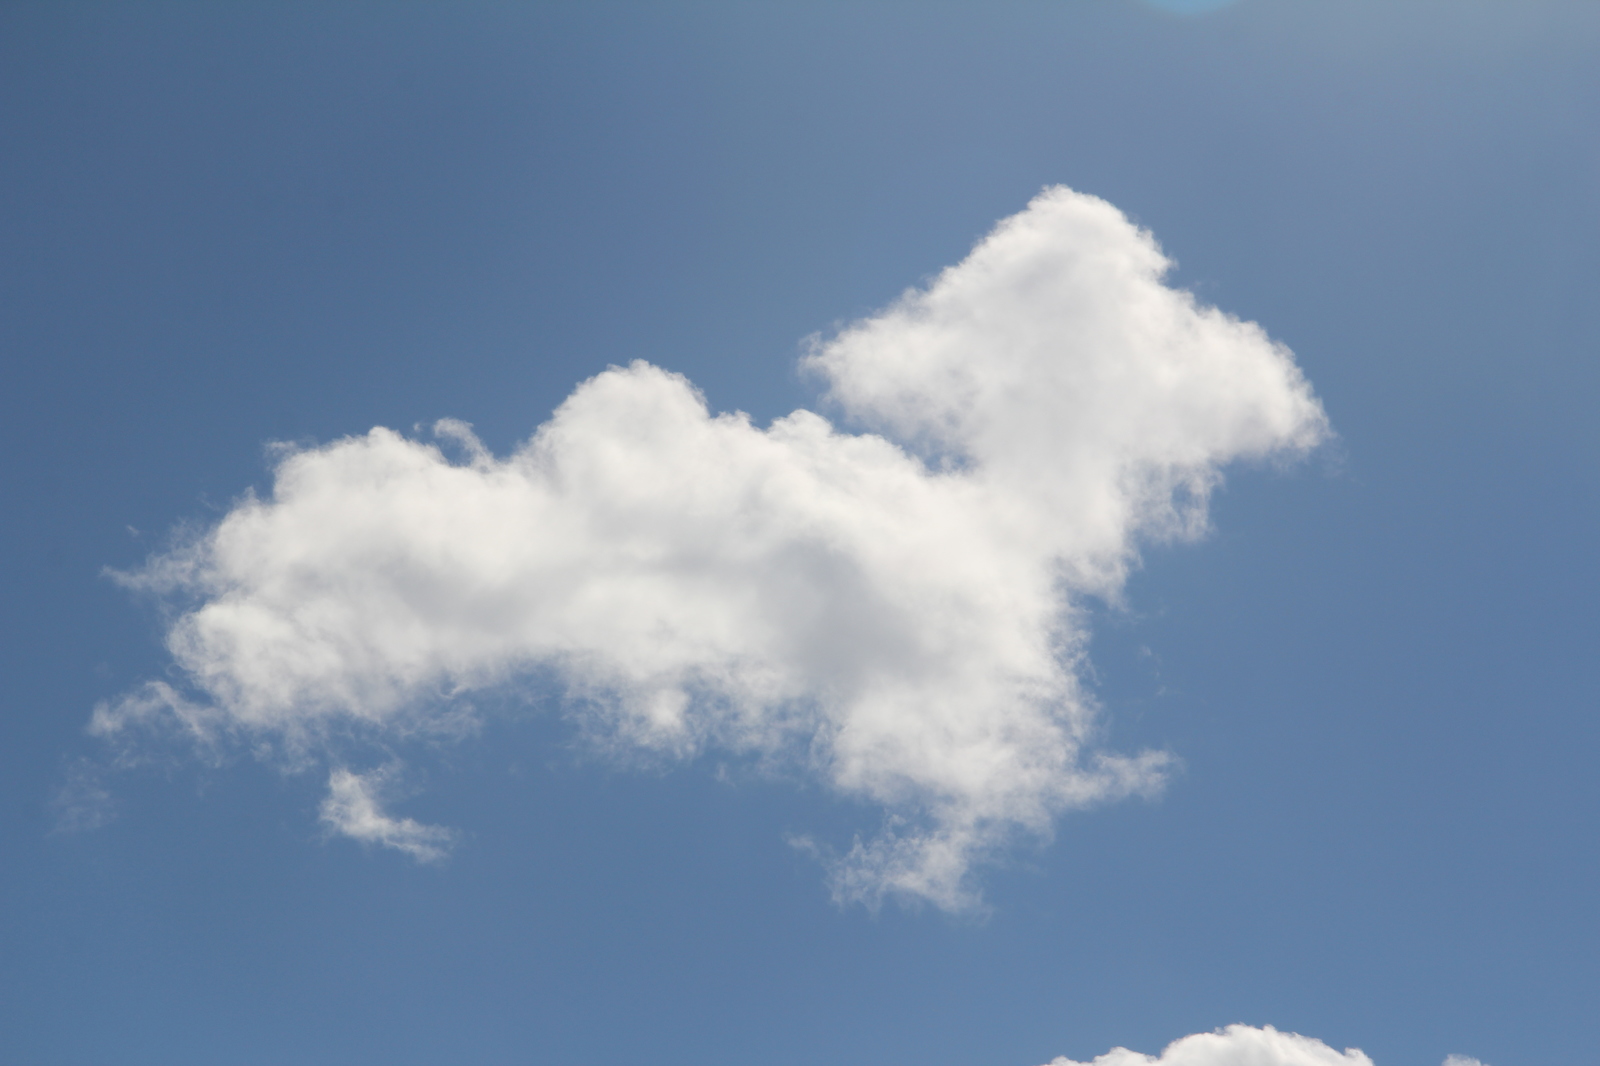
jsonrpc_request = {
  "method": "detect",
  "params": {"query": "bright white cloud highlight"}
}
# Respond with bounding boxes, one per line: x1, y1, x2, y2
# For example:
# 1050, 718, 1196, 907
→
99, 186, 1327, 908
318, 767, 454, 863
1043, 1025, 1371, 1066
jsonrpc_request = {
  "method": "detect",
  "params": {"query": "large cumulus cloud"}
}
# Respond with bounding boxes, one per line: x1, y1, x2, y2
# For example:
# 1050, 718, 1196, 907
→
96, 186, 1327, 909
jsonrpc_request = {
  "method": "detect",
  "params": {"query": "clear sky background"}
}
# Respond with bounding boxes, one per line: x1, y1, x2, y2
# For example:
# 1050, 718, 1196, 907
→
2, 2, 1597, 1064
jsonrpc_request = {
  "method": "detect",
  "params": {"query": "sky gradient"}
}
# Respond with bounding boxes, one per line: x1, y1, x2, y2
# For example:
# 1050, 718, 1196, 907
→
2, 2, 1597, 1064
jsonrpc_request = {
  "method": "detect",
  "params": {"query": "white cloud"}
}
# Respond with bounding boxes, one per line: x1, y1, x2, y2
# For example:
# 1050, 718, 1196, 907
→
99, 186, 1326, 908
1043, 1025, 1372, 1066
318, 766, 454, 863
1441, 1057, 1488, 1066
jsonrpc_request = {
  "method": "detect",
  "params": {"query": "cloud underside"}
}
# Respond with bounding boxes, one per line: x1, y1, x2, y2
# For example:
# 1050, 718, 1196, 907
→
96, 186, 1327, 908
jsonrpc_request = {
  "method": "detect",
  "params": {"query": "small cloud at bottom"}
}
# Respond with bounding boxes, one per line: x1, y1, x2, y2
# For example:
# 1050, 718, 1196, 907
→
1041, 1025, 1487, 1066
1043, 1025, 1369, 1066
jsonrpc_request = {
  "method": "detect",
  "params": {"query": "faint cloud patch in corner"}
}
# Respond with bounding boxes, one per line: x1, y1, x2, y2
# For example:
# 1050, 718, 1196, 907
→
49, 757, 118, 833
319, 765, 454, 863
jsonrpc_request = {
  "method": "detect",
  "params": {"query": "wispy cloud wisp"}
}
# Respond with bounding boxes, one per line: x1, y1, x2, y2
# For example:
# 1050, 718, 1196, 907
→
318, 767, 454, 863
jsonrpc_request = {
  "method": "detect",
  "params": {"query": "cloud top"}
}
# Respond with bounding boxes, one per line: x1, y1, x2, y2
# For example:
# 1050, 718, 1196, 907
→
1043, 1026, 1483, 1066
1043, 1026, 1372, 1066
99, 186, 1326, 908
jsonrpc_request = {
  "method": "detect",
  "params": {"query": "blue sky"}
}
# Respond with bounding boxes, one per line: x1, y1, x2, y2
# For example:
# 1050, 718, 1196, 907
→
2, 2, 1597, 1064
